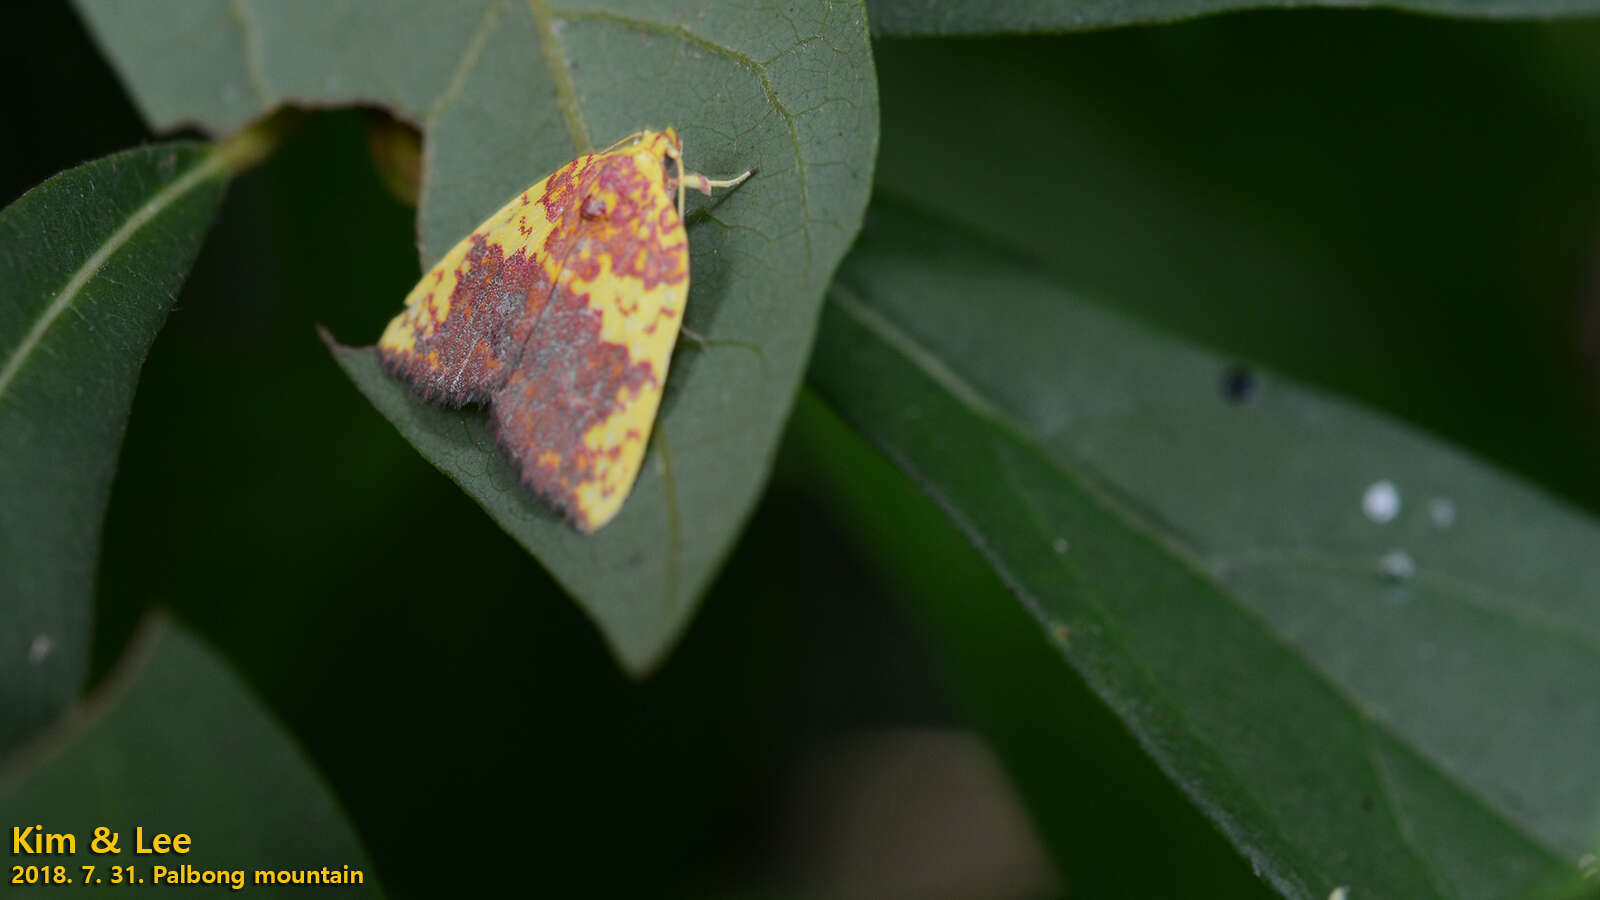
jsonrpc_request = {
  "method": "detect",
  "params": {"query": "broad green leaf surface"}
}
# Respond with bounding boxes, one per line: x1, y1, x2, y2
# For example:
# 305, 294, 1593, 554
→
1, 618, 384, 897
0, 144, 230, 757
810, 202, 1600, 899
74, 0, 878, 672
865, 0, 1600, 35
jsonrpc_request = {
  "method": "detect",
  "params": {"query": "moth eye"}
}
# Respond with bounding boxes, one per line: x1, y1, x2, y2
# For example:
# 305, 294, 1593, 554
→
580, 197, 608, 219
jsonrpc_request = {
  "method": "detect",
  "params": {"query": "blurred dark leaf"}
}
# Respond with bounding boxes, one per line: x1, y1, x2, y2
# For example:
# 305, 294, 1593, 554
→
75, 0, 880, 673
873, 23, 1600, 512
1, 617, 384, 897
867, 0, 1600, 36
0, 3, 147, 207
809, 201, 1600, 899
784, 392, 1276, 899
0, 143, 229, 755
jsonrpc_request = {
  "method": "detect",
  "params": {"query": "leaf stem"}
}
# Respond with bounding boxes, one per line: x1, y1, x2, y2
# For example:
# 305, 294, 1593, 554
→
212, 108, 299, 175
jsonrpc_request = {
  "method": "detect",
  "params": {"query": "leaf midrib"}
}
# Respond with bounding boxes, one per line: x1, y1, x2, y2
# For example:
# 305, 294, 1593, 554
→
0, 149, 227, 401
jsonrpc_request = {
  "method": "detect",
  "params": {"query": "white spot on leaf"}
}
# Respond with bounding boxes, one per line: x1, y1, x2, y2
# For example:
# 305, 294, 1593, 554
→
28, 634, 53, 664
1380, 551, 1416, 581
1363, 480, 1400, 524
1428, 497, 1455, 529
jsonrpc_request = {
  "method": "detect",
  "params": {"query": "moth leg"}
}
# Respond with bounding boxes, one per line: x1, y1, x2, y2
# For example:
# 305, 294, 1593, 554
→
678, 169, 756, 196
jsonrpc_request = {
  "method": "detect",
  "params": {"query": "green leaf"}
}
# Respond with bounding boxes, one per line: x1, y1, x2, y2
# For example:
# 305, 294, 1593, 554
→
809, 201, 1600, 899
0, 143, 233, 756
865, 0, 1600, 35
75, 0, 879, 672
1, 617, 385, 896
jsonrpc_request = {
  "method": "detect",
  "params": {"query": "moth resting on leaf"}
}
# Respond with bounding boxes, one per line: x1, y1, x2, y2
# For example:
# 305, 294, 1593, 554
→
378, 129, 751, 533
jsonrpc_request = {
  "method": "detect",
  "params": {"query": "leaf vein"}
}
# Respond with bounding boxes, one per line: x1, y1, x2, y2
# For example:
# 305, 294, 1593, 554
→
426, 0, 506, 127
1362, 727, 1454, 899
228, 0, 273, 106
0, 151, 228, 400
529, 0, 592, 154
